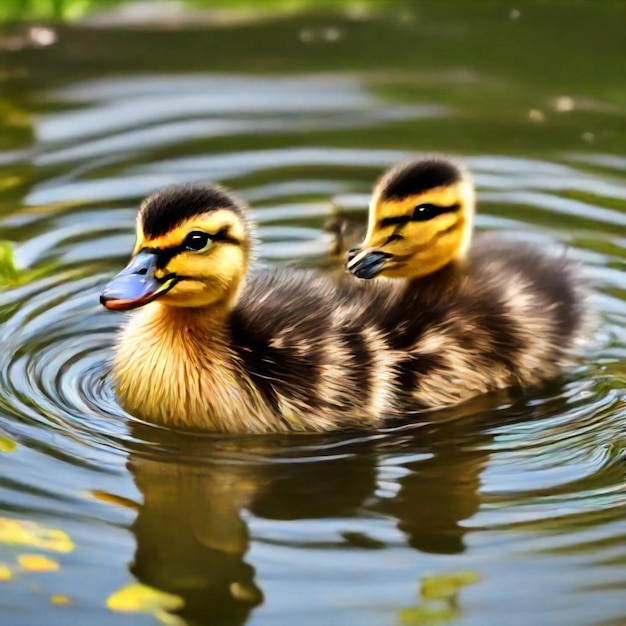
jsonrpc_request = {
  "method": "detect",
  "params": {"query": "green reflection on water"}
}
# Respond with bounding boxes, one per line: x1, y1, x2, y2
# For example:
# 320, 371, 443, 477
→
2, 2, 624, 159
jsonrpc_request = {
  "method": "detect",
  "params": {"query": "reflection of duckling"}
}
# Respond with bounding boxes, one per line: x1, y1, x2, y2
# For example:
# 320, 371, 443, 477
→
128, 412, 488, 626
129, 446, 262, 625
101, 178, 588, 433
126, 416, 491, 624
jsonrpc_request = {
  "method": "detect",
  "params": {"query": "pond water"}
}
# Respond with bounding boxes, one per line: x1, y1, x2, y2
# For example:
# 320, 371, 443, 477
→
0, 3, 625, 625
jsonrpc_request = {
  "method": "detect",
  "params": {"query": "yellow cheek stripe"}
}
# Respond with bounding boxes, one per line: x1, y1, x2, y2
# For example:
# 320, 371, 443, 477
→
132, 224, 187, 255
143, 227, 187, 250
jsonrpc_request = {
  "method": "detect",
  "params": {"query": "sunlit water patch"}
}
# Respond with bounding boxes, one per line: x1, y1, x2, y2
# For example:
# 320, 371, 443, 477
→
0, 6, 625, 626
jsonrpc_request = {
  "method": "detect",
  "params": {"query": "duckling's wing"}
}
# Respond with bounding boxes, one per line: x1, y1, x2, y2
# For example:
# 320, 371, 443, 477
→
378, 239, 591, 409
231, 268, 392, 428
470, 236, 590, 346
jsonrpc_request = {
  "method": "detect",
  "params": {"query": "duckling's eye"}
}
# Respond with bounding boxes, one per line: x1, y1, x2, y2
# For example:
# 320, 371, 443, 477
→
412, 204, 440, 221
184, 231, 211, 252
411, 202, 460, 222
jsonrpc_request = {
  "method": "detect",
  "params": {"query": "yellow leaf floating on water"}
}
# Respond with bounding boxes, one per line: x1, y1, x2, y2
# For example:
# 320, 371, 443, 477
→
398, 605, 458, 624
229, 581, 262, 604
420, 570, 480, 601
50, 594, 71, 605
0, 435, 16, 452
0, 242, 18, 284
89, 490, 139, 510
0, 517, 75, 553
0, 175, 23, 192
18, 554, 60, 572
0, 564, 12, 581
107, 582, 185, 615
155, 610, 187, 626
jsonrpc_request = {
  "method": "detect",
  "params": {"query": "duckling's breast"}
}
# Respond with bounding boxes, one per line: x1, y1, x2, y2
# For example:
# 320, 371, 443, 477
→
111, 304, 284, 432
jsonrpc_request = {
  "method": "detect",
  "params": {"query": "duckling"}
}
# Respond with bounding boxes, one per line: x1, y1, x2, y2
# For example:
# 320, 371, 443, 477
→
346, 155, 590, 380
101, 177, 589, 433
102, 184, 387, 433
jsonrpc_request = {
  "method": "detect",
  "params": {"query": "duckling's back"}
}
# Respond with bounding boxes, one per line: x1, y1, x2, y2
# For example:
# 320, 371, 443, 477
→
380, 238, 590, 409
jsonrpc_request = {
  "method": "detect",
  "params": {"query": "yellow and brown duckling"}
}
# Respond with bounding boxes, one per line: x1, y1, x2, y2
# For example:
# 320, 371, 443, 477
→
101, 161, 589, 433
102, 185, 387, 433
346, 155, 590, 380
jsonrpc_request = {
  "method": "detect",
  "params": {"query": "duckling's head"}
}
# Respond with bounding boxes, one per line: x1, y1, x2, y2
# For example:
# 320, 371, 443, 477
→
101, 184, 252, 311
346, 157, 475, 279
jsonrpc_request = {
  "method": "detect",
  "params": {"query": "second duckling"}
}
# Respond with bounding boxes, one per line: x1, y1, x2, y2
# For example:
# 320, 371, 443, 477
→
346, 155, 590, 389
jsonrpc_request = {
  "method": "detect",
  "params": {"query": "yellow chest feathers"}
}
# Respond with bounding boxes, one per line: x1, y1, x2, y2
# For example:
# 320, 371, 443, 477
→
111, 304, 280, 432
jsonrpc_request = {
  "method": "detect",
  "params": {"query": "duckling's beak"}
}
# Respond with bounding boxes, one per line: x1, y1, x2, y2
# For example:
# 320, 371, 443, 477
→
100, 250, 177, 311
345, 248, 392, 279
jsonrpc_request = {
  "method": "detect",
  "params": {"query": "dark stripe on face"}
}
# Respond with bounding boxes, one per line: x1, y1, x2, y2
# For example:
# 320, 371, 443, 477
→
380, 215, 410, 228
211, 228, 241, 246
379, 203, 460, 229
143, 229, 241, 270
146, 243, 186, 270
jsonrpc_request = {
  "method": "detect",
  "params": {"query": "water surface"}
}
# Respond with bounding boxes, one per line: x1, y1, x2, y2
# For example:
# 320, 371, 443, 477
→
0, 3, 624, 625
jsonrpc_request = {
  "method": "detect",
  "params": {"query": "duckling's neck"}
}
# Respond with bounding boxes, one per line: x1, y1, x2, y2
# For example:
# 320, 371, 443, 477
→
112, 302, 279, 432
404, 257, 465, 297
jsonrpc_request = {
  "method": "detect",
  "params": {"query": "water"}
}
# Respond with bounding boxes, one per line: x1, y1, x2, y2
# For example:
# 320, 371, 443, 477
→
0, 3, 624, 625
